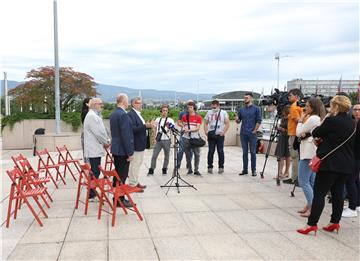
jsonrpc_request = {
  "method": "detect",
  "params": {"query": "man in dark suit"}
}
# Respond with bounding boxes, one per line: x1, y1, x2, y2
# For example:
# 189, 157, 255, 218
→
110, 93, 134, 207
127, 97, 155, 190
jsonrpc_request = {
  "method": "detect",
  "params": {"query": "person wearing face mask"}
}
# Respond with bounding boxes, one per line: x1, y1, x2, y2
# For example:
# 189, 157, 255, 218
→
83, 97, 111, 200
204, 100, 230, 174
235, 92, 262, 176
342, 102, 360, 218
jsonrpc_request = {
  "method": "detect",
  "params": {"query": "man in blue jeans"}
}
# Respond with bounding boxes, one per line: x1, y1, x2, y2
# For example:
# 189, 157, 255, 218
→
204, 100, 230, 174
236, 92, 262, 176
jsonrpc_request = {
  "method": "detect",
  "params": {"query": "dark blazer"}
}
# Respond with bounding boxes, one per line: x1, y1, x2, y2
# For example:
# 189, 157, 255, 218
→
127, 109, 147, 152
354, 120, 360, 160
312, 112, 356, 174
110, 107, 134, 156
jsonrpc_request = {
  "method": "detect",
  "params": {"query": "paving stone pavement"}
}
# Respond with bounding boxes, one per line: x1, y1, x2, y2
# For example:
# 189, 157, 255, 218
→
1, 146, 359, 260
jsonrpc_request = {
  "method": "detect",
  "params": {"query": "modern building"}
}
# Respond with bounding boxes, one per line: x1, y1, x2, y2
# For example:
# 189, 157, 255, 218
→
202, 91, 261, 111
287, 79, 359, 97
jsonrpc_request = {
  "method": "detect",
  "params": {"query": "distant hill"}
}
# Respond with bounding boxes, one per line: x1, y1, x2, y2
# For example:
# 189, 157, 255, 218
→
1, 80, 215, 102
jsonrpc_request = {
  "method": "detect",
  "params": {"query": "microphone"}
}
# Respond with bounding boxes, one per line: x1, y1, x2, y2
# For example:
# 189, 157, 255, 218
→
166, 122, 181, 135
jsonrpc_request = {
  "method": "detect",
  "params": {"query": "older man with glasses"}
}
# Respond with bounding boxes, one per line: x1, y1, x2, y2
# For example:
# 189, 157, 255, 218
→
84, 98, 110, 200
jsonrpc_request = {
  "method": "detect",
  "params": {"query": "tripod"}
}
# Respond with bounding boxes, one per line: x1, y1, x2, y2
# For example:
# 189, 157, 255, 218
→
161, 131, 197, 194
259, 114, 281, 184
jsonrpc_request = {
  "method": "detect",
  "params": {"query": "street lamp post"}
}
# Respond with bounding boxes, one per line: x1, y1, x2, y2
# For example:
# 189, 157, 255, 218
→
274, 53, 290, 91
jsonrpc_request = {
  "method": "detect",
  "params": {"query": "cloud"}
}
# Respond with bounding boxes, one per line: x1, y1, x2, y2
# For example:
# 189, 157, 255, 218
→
0, 0, 358, 96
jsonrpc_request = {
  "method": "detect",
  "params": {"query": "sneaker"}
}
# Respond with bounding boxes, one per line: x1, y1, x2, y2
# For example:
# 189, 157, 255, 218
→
218, 168, 224, 174
187, 169, 193, 175
88, 197, 99, 202
356, 206, 360, 212
239, 171, 248, 176
194, 171, 202, 176
342, 208, 358, 218
148, 168, 154, 175
208, 168, 213, 174
251, 171, 257, 177
162, 168, 167, 175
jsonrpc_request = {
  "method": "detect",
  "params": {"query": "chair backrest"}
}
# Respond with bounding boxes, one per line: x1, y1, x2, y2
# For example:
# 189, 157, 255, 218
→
104, 147, 114, 170
11, 154, 27, 169
56, 145, 75, 162
36, 148, 56, 169
6, 167, 23, 189
99, 165, 122, 185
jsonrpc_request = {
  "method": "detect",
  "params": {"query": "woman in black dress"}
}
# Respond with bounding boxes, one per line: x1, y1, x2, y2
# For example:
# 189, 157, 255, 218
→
275, 106, 291, 179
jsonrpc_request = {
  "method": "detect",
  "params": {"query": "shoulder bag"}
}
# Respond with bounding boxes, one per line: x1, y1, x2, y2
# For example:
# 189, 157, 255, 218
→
207, 109, 221, 140
186, 114, 206, 148
309, 126, 357, 173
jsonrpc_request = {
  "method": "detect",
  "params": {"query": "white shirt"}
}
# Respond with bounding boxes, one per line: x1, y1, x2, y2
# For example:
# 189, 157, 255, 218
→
155, 117, 175, 140
133, 108, 145, 124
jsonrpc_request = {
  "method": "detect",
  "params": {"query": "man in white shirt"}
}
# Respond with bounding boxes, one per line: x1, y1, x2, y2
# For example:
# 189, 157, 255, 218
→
148, 105, 175, 175
204, 100, 230, 174
127, 97, 155, 191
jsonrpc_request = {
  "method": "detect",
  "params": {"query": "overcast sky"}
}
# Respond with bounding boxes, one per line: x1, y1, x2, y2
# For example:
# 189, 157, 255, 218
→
0, 0, 358, 95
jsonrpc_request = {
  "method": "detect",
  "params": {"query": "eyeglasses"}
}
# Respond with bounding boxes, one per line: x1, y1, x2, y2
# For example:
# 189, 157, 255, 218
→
353, 109, 360, 111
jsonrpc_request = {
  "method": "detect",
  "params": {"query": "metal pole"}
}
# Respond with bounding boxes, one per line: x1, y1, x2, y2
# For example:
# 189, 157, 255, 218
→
4, 72, 9, 116
54, 0, 61, 133
275, 53, 280, 90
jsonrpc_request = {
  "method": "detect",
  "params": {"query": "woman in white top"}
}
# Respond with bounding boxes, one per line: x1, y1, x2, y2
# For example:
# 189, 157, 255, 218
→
296, 98, 326, 217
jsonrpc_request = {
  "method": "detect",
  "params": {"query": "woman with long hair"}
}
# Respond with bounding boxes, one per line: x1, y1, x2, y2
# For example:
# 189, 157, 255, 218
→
296, 98, 326, 217
297, 95, 356, 235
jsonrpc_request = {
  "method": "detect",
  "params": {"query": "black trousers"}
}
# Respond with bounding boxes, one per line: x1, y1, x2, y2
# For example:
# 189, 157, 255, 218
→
89, 157, 101, 197
345, 160, 360, 210
308, 171, 349, 226
113, 155, 130, 201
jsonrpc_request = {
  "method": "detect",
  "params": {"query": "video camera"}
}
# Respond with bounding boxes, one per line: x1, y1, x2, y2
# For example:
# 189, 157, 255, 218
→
297, 94, 332, 108
261, 88, 290, 116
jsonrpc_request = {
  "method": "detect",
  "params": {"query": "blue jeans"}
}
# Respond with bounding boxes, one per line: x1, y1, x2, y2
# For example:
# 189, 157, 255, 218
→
298, 159, 316, 206
240, 133, 257, 172
177, 136, 192, 168
207, 136, 225, 169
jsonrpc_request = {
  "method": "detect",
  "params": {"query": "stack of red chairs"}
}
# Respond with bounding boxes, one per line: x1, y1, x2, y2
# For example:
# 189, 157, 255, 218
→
6, 167, 49, 227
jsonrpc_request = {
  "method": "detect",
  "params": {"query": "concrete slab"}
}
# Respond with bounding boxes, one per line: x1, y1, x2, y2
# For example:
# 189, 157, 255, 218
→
146, 213, 191, 238
59, 240, 107, 260
109, 238, 158, 260
7, 242, 62, 260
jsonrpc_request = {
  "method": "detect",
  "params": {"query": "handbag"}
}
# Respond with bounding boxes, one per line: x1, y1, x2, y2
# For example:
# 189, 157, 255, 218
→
309, 126, 357, 173
186, 113, 206, 148
207, 109, 221, 140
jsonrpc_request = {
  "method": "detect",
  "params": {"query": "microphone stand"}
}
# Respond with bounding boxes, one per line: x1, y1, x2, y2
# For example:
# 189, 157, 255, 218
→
160, 128, 197, 194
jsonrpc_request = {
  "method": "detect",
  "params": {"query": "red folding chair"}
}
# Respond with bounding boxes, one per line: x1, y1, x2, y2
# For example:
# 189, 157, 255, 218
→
98, 166, 143, 227
36, 148, 66, 188
6, 167, 48, 227
12, 154, 53, 204
56, 145, 81, 181
104, 147, 114, 170
75, 163, 105, 215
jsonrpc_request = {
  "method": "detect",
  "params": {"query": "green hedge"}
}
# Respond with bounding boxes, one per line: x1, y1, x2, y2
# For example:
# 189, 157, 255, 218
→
1, 109, 237, 132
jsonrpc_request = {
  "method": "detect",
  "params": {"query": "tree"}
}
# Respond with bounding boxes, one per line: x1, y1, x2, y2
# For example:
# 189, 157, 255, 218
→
9, 66, 97, 113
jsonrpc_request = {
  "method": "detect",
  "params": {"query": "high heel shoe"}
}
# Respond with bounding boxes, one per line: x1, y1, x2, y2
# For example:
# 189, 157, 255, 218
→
322, 223, 340, 234
296, 225, 318, 236
297, 206, 308, 214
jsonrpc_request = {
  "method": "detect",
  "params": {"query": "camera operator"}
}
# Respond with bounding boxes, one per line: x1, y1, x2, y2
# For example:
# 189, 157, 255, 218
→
204, 99, 230, 174
148, 105, 175, 175
283, 88, 303, 184
236, 92, 262, 176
